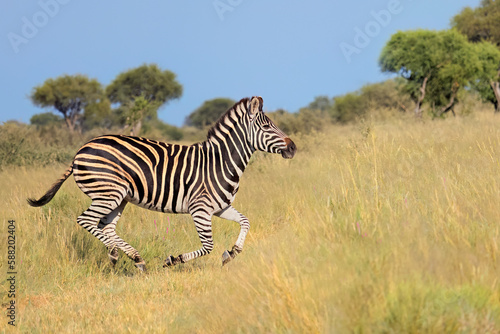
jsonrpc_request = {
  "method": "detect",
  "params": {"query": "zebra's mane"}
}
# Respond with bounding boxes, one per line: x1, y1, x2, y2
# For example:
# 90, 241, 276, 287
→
206, 98, 250, 140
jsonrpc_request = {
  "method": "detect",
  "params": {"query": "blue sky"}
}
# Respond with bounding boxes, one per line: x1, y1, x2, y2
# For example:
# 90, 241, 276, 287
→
1, 0, 480, 127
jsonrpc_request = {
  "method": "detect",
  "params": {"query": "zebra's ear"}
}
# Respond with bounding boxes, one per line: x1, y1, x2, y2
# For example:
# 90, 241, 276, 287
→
249, 96, 263, 115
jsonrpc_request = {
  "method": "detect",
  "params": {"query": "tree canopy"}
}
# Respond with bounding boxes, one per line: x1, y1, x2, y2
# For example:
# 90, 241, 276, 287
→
470, 42, 500, 112
379, 30, 441, 116
331, 79, 411, 122
30, 75, 104, 132
307, 96, 333, 112
81, 98, 115, 131
452, 0, 500, 46
30, 112, 62, 127
186, 98, 236, 129
105, 64, 182, 135
380, 29, 479, 116
453, 0, 500, 112
106, 64, 182, 105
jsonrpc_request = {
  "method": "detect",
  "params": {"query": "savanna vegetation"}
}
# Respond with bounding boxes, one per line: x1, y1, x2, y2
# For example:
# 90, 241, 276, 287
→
2, 0, 500, 332
2, 111, 500, 332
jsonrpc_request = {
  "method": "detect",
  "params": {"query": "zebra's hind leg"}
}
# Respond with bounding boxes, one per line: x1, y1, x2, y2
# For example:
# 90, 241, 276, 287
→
79, 199, 146, 271
164, 207, 214, 267
97, 201, 147, 272
77, 199, 122, 265
97, 201, 127, 267
215, 206, 250, 266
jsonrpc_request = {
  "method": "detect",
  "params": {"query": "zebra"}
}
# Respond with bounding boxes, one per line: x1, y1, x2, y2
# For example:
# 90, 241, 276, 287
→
28, 96, 296, 271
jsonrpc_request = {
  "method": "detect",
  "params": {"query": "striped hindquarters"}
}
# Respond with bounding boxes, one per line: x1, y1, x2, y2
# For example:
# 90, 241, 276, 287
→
73, 135, 201, 213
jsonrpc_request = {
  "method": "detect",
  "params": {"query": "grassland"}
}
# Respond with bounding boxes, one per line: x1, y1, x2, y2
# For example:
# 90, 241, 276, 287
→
1, 113, 500, 333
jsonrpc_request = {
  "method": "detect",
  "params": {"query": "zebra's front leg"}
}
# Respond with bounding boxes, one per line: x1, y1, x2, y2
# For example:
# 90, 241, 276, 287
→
215, 206, 250, 266
164, 212, 214, 268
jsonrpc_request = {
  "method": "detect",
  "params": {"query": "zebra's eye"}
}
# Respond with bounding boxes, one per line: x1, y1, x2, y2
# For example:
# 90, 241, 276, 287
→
262, 124, 271, 130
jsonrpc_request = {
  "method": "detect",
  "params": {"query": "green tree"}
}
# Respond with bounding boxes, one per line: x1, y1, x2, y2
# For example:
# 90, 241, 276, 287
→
380, 29, 479, 117
379, 30, 440, 117
31, 75, 104, 132
30, 112, 63, 127
453, 1, 500, 112
331, 92, 364, 123
359, 79, 412, 111
427, 31, 480, 116
106, 64, 182, 135
330, 80, 412, 122
266, 108, 330, 135
81, 98, 116, 131
452, 0, 500, 46
472, 42, 500, 112
307, 96, 333, 112
125, 95, 160, 136
186, 98, 236, 129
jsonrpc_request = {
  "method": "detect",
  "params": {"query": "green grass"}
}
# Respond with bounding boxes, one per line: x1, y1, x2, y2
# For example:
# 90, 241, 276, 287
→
1, 113, 500, 333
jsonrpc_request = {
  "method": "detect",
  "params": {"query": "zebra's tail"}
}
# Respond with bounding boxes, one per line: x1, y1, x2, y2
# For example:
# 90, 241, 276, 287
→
27, 164, 74, 207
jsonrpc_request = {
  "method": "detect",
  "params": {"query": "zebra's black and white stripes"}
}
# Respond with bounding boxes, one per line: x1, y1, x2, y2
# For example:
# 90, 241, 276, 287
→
28, 96, 296, 270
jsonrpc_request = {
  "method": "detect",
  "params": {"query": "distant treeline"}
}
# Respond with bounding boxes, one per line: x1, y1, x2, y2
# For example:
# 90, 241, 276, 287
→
1, 0, 499, 170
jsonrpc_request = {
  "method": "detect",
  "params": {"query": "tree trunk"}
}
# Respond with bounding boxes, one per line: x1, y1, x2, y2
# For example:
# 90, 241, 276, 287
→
415, 76, 429, 117
438, 95, 456, 116
490, 80, 500, 113
130, 119, 142, 136
64, 116, 75, 132
61, 108, 80, 133
438, 82, 459, 116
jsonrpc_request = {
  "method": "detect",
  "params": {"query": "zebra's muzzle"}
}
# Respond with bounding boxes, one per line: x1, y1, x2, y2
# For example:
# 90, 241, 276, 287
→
281, 138, 297, 159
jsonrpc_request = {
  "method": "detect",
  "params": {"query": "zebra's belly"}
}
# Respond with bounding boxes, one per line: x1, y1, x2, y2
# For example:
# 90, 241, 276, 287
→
125, 195, 190, 214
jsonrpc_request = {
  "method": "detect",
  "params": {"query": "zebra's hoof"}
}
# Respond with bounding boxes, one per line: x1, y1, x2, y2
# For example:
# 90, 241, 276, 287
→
222, 250, 232, 266
164, 255, 175, 268
135, 262, 146, 272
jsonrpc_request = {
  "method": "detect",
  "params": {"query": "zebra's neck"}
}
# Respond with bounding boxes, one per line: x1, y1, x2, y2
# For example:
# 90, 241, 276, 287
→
204, 102, 254, 183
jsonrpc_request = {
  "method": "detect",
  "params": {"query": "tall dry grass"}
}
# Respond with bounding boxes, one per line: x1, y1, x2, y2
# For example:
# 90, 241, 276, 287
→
1, 112, 500, 333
